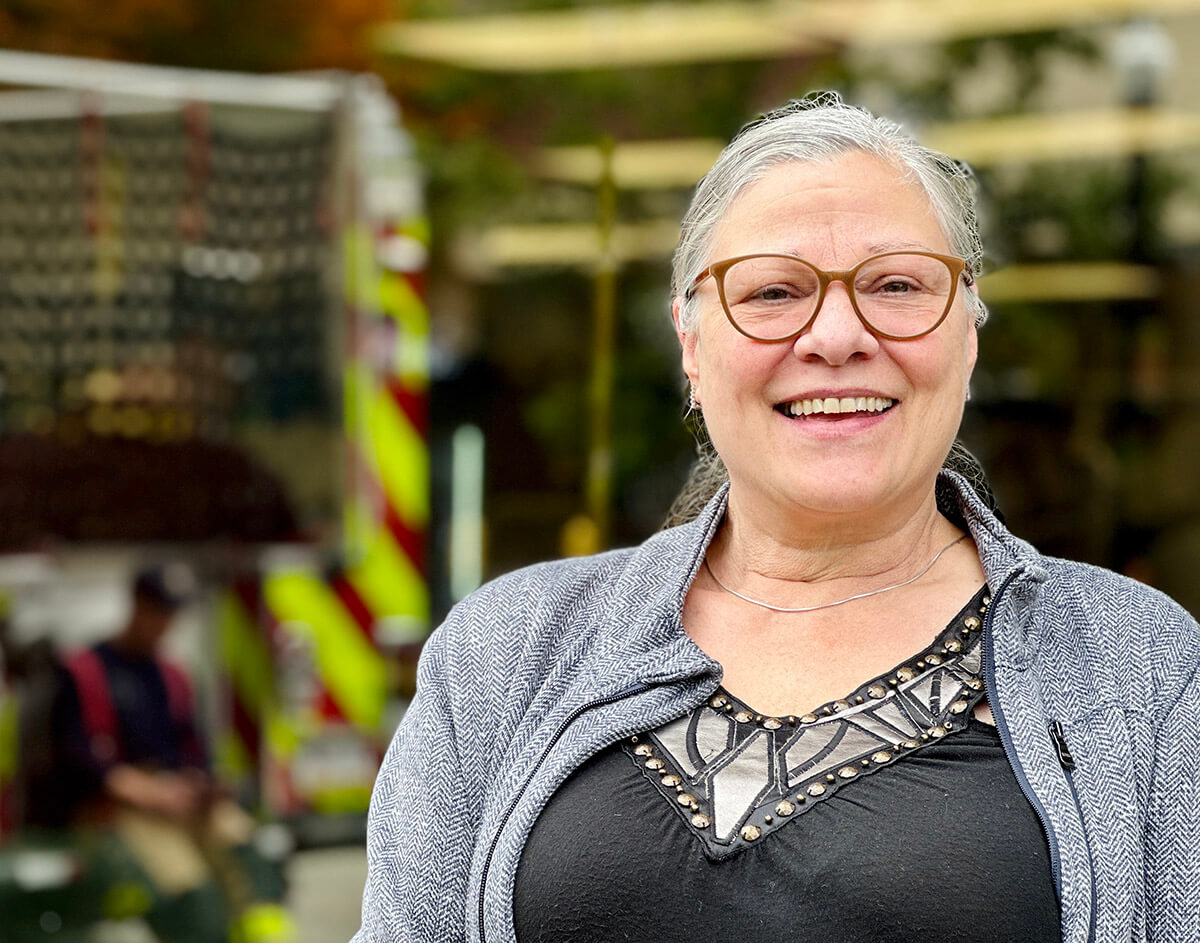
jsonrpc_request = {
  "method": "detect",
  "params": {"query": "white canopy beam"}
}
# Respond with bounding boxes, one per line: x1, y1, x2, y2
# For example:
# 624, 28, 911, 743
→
0, 48, 347, 111
372, 0, 1200, 72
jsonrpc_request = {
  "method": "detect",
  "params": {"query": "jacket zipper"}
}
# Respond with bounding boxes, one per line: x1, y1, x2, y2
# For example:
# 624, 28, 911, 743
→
1050, 720, 1098, 943
476, 682, 653, 943
983, 570, 1095, 943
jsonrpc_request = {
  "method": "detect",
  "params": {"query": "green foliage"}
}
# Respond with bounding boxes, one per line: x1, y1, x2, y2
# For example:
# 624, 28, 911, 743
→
983, 159, 1187, 265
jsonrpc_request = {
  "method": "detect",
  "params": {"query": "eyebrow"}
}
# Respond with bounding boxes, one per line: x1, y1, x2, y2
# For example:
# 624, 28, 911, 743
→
863, 241, 940, 255
769, 241, 944, 260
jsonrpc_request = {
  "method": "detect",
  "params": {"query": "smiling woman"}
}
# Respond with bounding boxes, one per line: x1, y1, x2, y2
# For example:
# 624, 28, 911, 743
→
354, 94, 1200, 943
676, 151, 979, 540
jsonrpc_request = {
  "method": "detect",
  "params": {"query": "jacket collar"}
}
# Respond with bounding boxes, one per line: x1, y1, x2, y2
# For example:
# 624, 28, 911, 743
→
583, 485, 727, 690
938, 470, 1047, 591
592, 470, 1045, 690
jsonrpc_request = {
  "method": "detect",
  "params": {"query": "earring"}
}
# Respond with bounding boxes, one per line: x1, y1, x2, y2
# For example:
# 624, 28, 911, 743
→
688, 386, 701, 410
965, 387, 972, 403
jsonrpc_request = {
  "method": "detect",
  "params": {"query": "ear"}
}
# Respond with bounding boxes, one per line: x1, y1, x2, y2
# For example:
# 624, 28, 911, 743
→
964, 289, 980, 377
672, 296, 702, 392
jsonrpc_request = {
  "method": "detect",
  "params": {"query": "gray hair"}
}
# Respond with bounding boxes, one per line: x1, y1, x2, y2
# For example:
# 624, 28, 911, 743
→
671, 91, 988, 330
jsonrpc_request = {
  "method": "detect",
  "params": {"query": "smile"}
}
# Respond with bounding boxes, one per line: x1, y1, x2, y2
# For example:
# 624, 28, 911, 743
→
778, 396, 895, 417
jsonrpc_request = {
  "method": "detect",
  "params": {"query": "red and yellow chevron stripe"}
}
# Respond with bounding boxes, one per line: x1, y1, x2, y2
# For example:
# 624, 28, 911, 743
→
215, 182, 431, 818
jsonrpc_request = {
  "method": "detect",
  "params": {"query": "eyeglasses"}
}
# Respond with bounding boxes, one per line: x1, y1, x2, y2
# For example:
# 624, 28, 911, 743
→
685, 250, 970, 342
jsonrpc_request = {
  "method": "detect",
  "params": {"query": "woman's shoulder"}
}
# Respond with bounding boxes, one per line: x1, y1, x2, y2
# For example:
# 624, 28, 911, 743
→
1038, 555, 1195, 631
1031, 556, 1199, 706
426, 518, 710, 668
447, 545, 638, 632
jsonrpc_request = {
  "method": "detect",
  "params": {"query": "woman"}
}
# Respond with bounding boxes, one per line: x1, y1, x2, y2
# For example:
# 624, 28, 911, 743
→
355, 94, 1200, 943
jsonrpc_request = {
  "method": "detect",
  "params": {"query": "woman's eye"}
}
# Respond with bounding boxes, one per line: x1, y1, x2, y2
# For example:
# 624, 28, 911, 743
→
745, 282, 809, 303
756, 285, 793, 301
868, 277, 923, 295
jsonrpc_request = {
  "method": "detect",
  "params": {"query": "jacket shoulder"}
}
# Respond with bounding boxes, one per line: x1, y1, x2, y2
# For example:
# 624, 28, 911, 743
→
1040, 556, 1194, 629
1036, 557, 1199, 706
435, 546, 636, 649
425, 519, 705, 682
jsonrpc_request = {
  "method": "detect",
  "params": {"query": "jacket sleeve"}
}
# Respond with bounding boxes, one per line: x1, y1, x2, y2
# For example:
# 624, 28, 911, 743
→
353, 621, 477, 943
1144, 628, 1200, 942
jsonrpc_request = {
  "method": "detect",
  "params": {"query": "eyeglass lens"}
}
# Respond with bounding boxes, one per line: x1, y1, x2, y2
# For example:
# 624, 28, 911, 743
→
719, 253, 955, 340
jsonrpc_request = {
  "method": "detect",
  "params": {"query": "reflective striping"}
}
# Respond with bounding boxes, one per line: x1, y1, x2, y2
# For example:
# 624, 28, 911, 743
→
381, 494, 428, 582
385, 375, 428, 439
230, 687, 262, 763
219, 589, 274, 704
367, 385, 429, 529
317, 688, 347, 722
379, 268, 429, 339
351, 521, 429, 623
266, 711, 301, 757
342, 365, 377, 560
218, 590, 274, 716
215, 585, 274, 783
343, 226, 375, 302
216, 728, 255, 778
0, 695, 15, 781
348, 446, 428, 583
330, 571, 376, 643
264, 572, 388, 730
0, 694, 15, 832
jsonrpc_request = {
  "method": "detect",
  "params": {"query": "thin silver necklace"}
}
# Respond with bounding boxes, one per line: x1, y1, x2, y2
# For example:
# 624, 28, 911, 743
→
704, 534, 966, 614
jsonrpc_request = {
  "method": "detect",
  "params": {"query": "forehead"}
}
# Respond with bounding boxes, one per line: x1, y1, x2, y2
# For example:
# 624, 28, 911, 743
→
708, 151, 949, 260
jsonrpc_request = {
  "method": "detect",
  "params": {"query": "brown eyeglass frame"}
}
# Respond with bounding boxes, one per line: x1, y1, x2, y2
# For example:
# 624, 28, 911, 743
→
685, 250, 971, 342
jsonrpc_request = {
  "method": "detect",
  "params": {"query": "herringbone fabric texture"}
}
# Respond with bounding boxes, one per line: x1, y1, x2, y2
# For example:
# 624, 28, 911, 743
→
354, 473, 1200, 943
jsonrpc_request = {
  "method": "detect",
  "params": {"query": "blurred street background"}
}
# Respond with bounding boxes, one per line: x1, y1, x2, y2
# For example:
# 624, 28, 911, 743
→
289, 846, 365, 943
2, 1, 1200, 940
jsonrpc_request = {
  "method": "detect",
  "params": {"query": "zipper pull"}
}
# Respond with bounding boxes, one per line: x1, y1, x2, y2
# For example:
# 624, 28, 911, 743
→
1049, 720, 1076, 771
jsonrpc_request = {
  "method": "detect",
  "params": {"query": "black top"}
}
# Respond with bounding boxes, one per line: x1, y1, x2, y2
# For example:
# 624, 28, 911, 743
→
514, 590, 1060, 942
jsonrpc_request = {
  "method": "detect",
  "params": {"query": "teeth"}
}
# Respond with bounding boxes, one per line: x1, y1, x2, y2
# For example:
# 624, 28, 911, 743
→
785, 397, 893, 417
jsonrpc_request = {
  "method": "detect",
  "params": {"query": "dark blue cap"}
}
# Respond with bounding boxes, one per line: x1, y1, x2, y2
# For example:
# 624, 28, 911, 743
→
133, 563, 198, 610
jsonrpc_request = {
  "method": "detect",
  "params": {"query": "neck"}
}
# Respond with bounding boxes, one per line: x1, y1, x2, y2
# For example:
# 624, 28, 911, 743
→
710, 482, 960, 605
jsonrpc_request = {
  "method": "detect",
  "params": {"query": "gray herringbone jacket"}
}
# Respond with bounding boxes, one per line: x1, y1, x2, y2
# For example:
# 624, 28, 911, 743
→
355, 473, 1200, 943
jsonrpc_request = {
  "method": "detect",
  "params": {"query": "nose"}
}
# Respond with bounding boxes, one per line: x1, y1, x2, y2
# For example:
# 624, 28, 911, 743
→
790, 279, 880, 365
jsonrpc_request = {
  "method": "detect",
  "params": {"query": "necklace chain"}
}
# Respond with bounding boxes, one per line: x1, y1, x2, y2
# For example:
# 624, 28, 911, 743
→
704, 534, 966, 614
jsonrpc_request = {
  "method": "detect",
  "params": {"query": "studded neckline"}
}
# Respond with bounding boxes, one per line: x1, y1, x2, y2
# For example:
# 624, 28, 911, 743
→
622, 585, 991, 859
709, 590, 988, 730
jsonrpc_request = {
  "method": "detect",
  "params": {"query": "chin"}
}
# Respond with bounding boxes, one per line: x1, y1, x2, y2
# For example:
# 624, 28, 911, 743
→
761, 470, 926, 518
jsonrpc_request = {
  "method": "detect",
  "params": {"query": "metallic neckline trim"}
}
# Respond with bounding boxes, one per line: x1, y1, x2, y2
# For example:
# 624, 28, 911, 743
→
622, 586, 991, 860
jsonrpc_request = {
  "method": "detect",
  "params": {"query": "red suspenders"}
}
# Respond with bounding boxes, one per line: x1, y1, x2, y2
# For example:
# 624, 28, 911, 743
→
63, 649, 193, 765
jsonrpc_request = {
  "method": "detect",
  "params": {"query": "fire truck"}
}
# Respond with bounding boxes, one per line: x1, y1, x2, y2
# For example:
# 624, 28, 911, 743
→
0, 49, 429, 939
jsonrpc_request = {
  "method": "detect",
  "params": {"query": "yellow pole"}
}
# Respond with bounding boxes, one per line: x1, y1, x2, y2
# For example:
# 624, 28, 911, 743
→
585, 137, 618, 551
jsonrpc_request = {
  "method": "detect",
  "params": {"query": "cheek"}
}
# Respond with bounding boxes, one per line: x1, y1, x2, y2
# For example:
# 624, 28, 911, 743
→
690, 318, 747, 391
913, 319, 975, 393
705, 345, 778, 407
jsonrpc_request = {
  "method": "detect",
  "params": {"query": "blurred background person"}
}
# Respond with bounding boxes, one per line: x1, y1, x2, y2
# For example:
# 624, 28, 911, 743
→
21, 564, 292, 943
32, 564, 209, 829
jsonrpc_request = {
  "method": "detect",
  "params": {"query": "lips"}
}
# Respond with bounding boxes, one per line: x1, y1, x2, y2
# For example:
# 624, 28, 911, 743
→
777, 396, 895, 418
